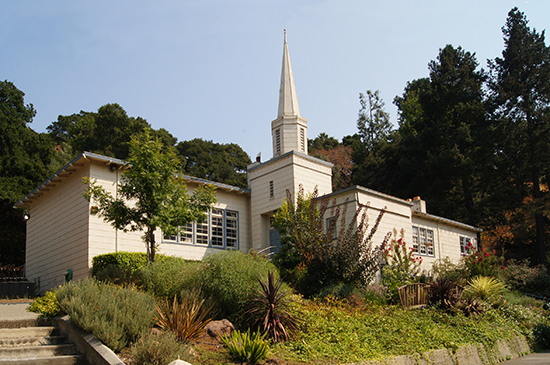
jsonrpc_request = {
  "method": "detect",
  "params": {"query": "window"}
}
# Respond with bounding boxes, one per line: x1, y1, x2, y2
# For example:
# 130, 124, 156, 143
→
275, 129, 281, 156
163, 208, 239, 249
269, 181, 274, 199
300, 128, 305, 152
460, 236, 476, 255
326, 216, 337, 240
412, 226, 434, 256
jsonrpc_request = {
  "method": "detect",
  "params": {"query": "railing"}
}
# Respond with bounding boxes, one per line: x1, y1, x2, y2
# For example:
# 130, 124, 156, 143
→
0, 265, 26, 282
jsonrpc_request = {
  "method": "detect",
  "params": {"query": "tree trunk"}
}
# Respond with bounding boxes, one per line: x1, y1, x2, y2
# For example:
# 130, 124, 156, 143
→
147, 226, 156, 263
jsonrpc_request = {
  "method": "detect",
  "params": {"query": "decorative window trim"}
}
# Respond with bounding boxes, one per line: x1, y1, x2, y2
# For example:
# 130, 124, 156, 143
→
412, 226, 434, 256
163, 208, 239, 249
300, 128, 305, 152
275, 129, 281, 156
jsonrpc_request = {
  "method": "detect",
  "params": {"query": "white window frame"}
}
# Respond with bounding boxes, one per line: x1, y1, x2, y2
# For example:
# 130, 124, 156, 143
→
163, 208, 239, 249
412, 226, 434, 256
460, 236, 476, 255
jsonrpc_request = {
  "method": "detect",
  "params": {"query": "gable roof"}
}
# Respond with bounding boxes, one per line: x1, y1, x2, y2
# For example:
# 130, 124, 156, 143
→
15, 151, 250, 208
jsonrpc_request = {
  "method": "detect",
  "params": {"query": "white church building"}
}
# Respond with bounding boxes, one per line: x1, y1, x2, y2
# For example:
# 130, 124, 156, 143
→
16, 33, 481, 292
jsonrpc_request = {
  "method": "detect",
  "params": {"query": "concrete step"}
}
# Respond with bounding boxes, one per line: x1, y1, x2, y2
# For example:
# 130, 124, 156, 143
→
0, 335, 67, 347
0, 327, 56, 339
0, 343, 78, 359
0, 354, 84, 365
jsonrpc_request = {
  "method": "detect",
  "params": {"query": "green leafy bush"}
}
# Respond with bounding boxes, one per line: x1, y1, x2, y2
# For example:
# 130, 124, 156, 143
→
432, 257, 468, 284
197, 250, 279, 324
220, 329, 269, 364
462, 247, 504, 279
28, 290, 62, 318
91, 251, 147, 278
56, 279, 155, 352
139, 257, 203, 299
131, 331, 190, 365
363, 283, 390, 306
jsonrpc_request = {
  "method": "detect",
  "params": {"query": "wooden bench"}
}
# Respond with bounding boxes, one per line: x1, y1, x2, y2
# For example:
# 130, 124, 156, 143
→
398, 283, 430, 309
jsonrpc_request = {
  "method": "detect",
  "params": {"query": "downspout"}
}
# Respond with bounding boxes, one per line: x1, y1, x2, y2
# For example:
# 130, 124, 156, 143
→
437, 222, 442, 263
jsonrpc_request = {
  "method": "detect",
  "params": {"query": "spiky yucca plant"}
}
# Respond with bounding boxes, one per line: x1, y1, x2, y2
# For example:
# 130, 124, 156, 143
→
245, 271, 301, 342
154, 291, 214, 342
463, 276, 506, 301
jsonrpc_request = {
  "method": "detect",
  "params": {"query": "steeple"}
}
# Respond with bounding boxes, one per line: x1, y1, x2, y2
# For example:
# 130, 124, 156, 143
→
272, 30, 308, 157
278, 30, 301, 118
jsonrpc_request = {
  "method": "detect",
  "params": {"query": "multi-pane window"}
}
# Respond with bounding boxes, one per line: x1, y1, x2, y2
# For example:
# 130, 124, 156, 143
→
460, 236, 476, 255
412, 226, 434, 256
163, 208, 239, 249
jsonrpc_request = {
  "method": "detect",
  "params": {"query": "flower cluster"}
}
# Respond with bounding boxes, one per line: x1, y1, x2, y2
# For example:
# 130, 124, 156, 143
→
462, 246, 504, 278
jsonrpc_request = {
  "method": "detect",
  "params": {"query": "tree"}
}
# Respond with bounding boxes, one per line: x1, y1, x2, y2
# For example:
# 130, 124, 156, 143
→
176, 138, 251, 189
391, 45, 490, 225
84, 130, 217, 263
0, 80, 57, 201
0, 199, 26, 266
309, 133, 353, 191
48, 103, 170, 160
488, 7, 550, 265
357, 90, 393, 152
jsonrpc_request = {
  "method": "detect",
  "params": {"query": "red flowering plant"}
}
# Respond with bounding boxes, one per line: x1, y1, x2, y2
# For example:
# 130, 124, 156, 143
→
381, 228, 423, 302
462, 241, 504, 279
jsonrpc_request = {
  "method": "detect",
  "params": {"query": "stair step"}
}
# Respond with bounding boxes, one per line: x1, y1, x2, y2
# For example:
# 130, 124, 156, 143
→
0, 335, 67, 347
0, 343, 78, 359
0, 327, 55, 339
0, 354, 84, 365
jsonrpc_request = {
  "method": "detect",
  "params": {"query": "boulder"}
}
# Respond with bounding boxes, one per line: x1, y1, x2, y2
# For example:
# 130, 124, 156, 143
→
205, 319, 235, 339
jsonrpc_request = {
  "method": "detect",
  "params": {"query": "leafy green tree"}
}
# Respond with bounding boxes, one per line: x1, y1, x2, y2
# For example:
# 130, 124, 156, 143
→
308, 132, 340, 151
176, 138, 251, 189
0, 80, 56, 201
0, 199, 26, 265
48, 103, 172, 160
84, 130, 217, 263
488, 7, 550, 266
309, 133, 353, 191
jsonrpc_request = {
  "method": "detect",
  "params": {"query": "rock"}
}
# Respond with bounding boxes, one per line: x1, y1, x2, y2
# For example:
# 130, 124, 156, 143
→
168, 357, 193, 365
205, 319, 235, 338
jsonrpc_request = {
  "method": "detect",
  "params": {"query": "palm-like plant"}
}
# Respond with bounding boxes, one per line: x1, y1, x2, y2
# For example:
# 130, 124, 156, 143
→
245, 271, 301, 342
428, 278, 462, 312
463, 276, 506, 301
154, 291, 214, 342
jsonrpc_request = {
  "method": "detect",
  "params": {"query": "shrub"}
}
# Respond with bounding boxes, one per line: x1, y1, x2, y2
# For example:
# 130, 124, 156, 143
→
272, 185, 390, 297
139, 257, 203, 299
245, 271, 301, 342
363, 283, 390, 306
197, 250, 279, 324
131, 331, 190, 365
464, 276, 506, 302
428, 278, 462, 312
220, 329, 269, 364
91, 251, 147, 278
500, 259, 550, 296
56, 279, 155, 352
28, 290, 62, 318
462, 247, 504, 279
432, 257, 468, 284
154, 291, 214, 342
382, 229, 423, 302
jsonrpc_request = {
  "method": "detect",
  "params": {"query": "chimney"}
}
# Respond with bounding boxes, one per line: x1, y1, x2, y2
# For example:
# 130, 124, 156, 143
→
411, 196, 427, 213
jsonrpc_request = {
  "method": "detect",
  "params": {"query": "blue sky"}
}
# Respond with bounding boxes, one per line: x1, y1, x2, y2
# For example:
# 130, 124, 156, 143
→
1, 1, 549, 159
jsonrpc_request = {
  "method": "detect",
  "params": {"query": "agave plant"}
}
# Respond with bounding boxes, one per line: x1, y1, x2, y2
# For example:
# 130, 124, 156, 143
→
463, 276, 506, 301
428, 277, 462, 312
154, 291, 214, 342
245, 271, 301, 342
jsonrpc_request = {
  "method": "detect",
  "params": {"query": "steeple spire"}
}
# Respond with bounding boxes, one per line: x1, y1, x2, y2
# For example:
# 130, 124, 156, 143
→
277, 29, 301, 118
271, 30, 308, 157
